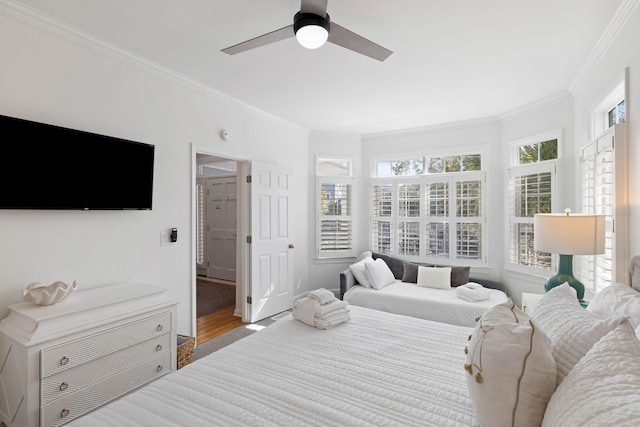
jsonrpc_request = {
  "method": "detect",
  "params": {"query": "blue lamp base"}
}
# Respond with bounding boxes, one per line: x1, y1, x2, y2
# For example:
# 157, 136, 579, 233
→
544, 254, 585, 301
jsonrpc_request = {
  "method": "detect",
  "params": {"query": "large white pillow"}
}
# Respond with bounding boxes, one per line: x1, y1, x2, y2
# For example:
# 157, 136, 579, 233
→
531, 283, 626, 386
349, 257, 374, 288
465, 299, 556, 427
416, 266, 451, 289
588, 283, 640, 334
542, 320, 640, 427
364, 258, 396, 290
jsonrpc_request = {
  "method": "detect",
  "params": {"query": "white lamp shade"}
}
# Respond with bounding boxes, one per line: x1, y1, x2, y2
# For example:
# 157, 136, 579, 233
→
295, 25, 329, 49
534, 213, 605, 255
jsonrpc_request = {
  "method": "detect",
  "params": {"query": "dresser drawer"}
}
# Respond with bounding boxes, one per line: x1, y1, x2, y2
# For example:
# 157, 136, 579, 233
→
41, 312, 172, 378
41, 333, 170, 405
41, 351, 171, 427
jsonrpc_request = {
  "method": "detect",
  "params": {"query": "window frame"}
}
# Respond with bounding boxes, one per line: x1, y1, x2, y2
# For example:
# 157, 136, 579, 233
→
369, 148, 487, 267
315, 156, 355, 259
505, 130, 561, 276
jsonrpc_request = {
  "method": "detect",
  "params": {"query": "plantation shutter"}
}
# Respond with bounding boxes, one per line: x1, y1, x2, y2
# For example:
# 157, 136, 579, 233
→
318, 177, 353, 257
580, 124, 628, 292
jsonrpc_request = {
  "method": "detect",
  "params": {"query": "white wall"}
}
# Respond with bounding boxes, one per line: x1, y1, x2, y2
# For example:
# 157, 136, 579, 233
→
0, 11, 310, 336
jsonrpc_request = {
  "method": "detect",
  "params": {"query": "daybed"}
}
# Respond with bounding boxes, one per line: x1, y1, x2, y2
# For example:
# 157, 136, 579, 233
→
340, 251, 509, 326
68, 276, 640, 427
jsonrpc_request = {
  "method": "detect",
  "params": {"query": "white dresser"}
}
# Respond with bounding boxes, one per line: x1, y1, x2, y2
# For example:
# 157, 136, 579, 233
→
0, 282, 178, 427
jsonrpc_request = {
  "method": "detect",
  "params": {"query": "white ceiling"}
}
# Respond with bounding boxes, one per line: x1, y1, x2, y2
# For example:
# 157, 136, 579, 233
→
14, 0, 623, 135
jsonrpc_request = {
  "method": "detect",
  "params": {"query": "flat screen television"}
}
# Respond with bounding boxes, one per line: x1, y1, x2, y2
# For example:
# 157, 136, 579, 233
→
0, 114, 155, 210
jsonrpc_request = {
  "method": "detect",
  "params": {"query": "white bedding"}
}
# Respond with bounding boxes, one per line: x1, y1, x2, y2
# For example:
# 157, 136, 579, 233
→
344, 281, 508, 327
69, 306, 476, 427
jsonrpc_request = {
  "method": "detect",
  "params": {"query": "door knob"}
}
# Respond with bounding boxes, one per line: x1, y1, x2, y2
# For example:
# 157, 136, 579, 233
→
288, 244, 294, 249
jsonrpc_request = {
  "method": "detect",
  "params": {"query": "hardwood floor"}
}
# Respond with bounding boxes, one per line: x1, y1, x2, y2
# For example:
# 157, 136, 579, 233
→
196, 305, 244, 345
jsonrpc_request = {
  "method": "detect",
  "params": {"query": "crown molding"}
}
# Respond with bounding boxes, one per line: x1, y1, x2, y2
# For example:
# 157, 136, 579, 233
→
362, 116, 499, 141
569, 0, 640, 95
0, 0, 308, 134
498, 91, 573, 121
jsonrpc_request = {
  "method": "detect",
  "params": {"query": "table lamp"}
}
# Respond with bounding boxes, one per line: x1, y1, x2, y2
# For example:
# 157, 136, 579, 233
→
533, 209, 605, 301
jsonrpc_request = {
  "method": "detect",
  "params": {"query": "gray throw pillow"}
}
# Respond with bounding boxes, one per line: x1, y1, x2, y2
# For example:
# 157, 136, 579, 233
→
435, 265, 471, 287
402, 262, 419, 283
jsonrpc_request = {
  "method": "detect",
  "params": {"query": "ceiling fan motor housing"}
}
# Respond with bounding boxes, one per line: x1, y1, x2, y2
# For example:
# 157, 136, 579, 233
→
293, 12, 331, 34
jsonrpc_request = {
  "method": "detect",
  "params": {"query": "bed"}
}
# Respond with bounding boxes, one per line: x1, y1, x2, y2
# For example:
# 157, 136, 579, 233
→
67, 276, 640, 427
70, 306, 477, 426
340, 252, 509, 326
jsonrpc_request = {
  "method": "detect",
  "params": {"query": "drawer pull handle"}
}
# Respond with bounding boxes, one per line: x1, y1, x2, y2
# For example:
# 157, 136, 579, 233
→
156, 344, 163, 352
60, 408, 70, 418
60, 356, 69, 366
157, 365, 163, 372
156, 324, 163, 332
59, 382, 68, 391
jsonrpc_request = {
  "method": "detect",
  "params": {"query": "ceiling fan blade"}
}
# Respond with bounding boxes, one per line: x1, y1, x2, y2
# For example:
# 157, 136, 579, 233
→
222, 25, 294, 55
300, 0, 328, 16
328, 22, 392, 62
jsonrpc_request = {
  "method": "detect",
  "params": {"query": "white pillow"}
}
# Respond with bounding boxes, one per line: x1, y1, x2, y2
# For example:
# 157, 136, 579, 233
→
349, 257, 374, 288
364, 258, 396, 290
633, 266, 640, 292
542, 320, 640, 426
416, 266, 451, 289
531, 283, 626, 386
587, 283, 640, 331
465, 299, 556, 427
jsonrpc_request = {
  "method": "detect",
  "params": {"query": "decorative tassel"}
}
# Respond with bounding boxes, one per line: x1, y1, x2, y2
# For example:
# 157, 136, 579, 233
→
475, 372, 483, 383
464, 347, 468, 355
464, 364, 473, 375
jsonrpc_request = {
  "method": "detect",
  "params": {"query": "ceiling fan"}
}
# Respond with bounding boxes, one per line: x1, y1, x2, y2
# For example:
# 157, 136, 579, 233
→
221, 0, 392, 61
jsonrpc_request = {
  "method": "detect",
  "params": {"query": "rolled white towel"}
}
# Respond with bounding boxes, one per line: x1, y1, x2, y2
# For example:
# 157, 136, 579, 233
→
456, 282, 490, 302
292, 297, 320, 326
308, 288, 337, 304
315, 300, 349, 317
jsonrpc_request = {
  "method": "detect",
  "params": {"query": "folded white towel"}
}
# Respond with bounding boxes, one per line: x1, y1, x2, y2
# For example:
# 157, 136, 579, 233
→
293, 293, 350, 329
308, 288, 336, 304
456, 282, 490, 302
315, 300, 349, 317
292, 297, 320, 326
315, 310, 351, 330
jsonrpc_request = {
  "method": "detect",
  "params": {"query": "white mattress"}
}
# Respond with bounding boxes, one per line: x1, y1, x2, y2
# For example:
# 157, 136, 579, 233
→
344, 281, 508, 327
69, 306, 476, 427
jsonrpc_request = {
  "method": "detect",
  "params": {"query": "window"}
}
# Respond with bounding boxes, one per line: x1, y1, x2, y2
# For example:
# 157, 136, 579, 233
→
370, 153, 485, 266
507, 134, 559, 274
317, 157, 354, 258
607, 99, 625, 128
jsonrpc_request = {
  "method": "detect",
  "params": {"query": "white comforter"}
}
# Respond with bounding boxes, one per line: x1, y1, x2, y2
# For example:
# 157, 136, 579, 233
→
69, 306, 476, 427
344, 281, 508, 327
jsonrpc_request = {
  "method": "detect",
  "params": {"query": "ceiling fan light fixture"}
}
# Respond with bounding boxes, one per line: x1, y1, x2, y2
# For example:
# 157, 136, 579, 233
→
294, 12, 330, 50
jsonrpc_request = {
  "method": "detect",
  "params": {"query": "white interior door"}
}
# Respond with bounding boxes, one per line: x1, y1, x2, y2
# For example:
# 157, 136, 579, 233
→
206, 176, 237, 282
248, 162, 293, 322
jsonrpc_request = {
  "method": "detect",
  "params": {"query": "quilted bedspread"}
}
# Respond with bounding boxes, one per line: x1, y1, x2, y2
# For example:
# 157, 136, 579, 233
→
344, 281, 508, 327
69, 306, 477, 427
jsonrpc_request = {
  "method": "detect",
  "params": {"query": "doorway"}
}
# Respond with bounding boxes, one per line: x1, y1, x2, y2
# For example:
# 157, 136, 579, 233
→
194, 152, 243, 342
191, 147, 295, 339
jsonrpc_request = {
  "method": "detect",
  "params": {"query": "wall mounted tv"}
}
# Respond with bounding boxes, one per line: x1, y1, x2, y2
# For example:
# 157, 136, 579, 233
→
0, 114, 155, 210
